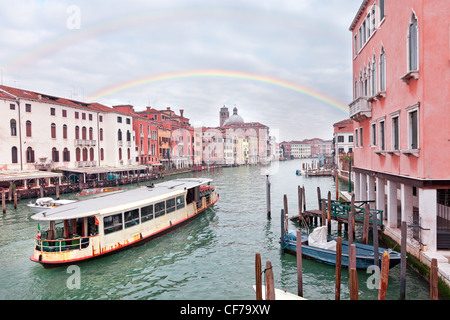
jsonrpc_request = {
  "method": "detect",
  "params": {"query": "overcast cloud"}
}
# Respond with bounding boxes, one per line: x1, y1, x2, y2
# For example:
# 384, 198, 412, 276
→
0, 0, 362, 141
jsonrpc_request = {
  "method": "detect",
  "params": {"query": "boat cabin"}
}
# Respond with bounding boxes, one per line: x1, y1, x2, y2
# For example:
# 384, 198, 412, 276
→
31, 178, 218, 266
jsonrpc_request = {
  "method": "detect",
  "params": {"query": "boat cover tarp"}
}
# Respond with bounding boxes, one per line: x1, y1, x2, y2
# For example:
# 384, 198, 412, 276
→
308, 226, 336, 251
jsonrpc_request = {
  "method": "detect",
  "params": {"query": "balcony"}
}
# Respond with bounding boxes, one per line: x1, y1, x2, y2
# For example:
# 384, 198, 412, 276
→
74, 139, 97, 147
349, 97, 372, 122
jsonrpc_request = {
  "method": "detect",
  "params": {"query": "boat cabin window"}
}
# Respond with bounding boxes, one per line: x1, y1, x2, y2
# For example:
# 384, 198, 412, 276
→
176, 195, 185, 209
166, 198, 176, 214
141, 204, 154, 223
104, 213, 123, 235
155, 201, 165, 218
125, 209, 139, 228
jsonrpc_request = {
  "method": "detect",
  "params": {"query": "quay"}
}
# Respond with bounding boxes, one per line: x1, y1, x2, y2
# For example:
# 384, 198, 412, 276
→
0, 163, 223, 203
0, 165, 163, 202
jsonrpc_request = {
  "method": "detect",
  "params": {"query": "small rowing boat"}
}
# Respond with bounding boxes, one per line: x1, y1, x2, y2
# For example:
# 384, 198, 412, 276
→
283, 226, 401, 269
27, 197, 77, 213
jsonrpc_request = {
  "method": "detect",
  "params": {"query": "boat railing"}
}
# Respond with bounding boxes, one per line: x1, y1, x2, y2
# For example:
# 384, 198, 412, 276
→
35, 235, 97, 253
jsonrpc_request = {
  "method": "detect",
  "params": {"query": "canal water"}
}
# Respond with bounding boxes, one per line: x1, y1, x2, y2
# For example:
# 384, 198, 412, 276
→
0, 160, 430, 300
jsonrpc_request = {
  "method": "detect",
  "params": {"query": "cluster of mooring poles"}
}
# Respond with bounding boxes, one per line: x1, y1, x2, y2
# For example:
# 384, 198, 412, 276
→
261, 179, 440, 300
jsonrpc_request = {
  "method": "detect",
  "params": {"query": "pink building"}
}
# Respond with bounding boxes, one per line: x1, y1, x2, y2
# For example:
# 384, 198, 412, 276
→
349, 0, 450, 254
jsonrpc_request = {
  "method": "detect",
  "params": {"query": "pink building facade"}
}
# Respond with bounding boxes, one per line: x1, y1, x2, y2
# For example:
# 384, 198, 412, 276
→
350, 0, 450, 254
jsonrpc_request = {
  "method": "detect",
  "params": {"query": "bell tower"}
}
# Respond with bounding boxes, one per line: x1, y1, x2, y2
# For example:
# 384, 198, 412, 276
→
220, 105, 229, 127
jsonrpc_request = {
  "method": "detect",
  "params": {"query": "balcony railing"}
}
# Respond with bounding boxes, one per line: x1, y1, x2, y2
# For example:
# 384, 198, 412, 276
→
349, 97, 372, 122
74, 139, 97, 147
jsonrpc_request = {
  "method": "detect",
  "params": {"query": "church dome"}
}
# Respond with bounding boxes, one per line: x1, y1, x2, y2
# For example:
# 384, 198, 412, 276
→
223, 107, 244, 126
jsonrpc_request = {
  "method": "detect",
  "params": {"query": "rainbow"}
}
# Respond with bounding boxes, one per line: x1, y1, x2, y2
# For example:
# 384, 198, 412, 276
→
1, 7, 346, 72
88, 70, 349, 114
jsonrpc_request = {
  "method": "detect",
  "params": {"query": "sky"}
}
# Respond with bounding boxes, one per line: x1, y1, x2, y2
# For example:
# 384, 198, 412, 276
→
0, 0, 363, 142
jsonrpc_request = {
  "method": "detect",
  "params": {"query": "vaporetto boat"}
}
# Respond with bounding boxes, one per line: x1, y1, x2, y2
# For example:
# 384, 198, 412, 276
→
30, 178, 218, 268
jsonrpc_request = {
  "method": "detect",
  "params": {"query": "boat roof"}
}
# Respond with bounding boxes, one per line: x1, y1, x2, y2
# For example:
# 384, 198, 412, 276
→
31, 178, 213, 222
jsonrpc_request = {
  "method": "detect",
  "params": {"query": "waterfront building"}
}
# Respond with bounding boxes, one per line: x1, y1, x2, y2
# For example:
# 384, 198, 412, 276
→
349, 0, 450, 255
333, 119, 354, 171
218, 106, 271, 164
279, 142, 292, 160
136, 107, 194, 169
290, 141, 312, 159
0, 85, 137, 171
111, 105, 159, 166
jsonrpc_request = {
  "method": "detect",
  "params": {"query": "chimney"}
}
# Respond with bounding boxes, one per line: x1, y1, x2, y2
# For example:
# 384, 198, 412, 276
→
180, 109, 184, 118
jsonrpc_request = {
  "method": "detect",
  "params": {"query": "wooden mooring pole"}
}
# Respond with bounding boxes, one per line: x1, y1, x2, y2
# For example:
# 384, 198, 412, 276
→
373, 215, 379, 267
378, 251, 390, 300
348, 194, 355, 246
280, 209, 286, 255
362, 203, 370, 245
335, 237, 342, 300
327, 191, 331, 234
266, 175, 271, 219
349, 244, 358, 300
430, 258, 439, 300
255, 253, 262, 301
2, 190, 6, 214
265, 261, 275, 300
298, 186, 303, 216
400, 221, 407, 300
296, 230, 303, 297
13, 191, 17, 209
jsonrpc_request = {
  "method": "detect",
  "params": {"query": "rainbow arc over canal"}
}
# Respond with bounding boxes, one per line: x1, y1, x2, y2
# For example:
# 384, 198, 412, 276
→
88, 70, 349, 114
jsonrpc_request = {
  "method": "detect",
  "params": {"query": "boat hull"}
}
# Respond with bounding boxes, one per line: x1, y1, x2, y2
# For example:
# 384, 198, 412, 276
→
284, 233, 401, 270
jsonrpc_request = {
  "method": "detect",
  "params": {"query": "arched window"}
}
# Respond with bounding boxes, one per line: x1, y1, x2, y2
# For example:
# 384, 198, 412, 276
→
89, 127, 93, 140
26, 121, 32, 137
90, 148, 94, 161
52, 147, 59, 162
51, 123, 56, 139
63, 125, 68, 139
100, 148, 104, 161
26, 147, 35, 163
10, 119, 17, 136
371, 54, 377, 95
127, 148, 130, 160
11, 147, 18, 164
380, 47, 386, 91
82, 148, 88, 161
76, 148, 81, 161
100, 128, 104, 141
126, 130, 131, 142
75, 126, 80, 140
118, 148, 122, 161
63, 148, 70, 162
408, 13, 419, 71
118, 129, 122, 141
82, 127, 87, 140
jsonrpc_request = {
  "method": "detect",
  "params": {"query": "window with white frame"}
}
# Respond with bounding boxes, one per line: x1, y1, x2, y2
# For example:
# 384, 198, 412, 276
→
371, 121, 377, 147
391, 112, 400, 150
371, 55, 377, 95
378, 118, 386, 151
407, 104, 419, 150
380, 47, 386, 91
380, 0, 385, 22
408, 13, 419, 72
355, 128, 359, 147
